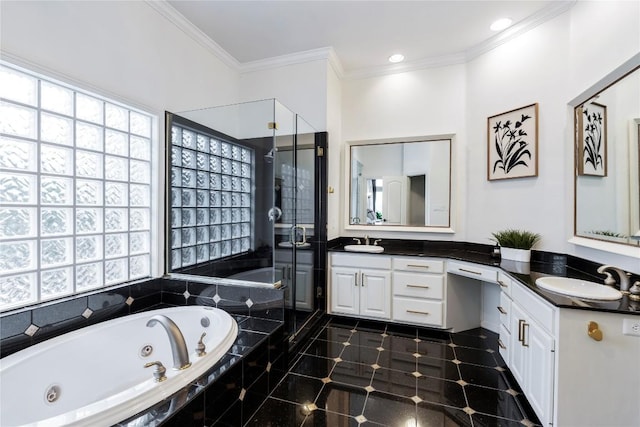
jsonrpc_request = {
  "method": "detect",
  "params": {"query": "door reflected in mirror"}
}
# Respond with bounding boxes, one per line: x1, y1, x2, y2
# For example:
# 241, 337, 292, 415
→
349, 138, 451, 227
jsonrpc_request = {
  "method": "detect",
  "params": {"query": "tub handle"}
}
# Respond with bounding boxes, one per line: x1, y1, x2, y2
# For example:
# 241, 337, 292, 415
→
144, 361, 167, 382
196, 332, 207, 357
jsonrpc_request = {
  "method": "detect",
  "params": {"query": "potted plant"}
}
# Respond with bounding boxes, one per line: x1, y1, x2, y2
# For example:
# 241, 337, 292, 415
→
491, 229, 541, 262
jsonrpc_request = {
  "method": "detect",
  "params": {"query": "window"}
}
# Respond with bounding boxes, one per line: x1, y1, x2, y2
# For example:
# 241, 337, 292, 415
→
169, 123, 253, 271
0, 62, 154, 311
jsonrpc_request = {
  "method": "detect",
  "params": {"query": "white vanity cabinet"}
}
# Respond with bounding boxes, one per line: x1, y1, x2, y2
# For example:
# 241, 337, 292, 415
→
330, 253, 391, 320
392, 257, 445, 327
501, 281, 558, 425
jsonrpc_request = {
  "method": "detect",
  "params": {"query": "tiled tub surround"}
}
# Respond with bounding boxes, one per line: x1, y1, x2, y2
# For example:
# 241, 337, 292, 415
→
1, 306, 237, 426
246, 316, 539, 427
0, 277, 286, 426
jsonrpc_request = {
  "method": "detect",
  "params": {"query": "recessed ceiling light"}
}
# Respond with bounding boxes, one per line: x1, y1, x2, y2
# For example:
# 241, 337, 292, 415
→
388, 54, 405, 63
490, 18, 513, 31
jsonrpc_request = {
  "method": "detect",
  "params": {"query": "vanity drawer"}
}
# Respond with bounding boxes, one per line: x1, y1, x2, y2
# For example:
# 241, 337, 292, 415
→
393, 272, 444, 299
497, 271, 512, 296
447, 260, 498, 282
498, 291, 512, 331
393, 257, 444, 273
392, 297, 444, 327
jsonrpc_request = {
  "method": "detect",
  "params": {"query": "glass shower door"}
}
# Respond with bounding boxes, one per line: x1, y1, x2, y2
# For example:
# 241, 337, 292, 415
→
274, 115, 318, 337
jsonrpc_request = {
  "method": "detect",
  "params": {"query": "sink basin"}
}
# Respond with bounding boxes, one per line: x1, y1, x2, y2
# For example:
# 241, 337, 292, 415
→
535, 277, 622, 300
344, 244, 384, 253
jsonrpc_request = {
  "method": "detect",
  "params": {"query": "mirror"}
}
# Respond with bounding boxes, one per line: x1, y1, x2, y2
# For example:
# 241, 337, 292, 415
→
573, 57, 640, 246
348, 138, 451, 228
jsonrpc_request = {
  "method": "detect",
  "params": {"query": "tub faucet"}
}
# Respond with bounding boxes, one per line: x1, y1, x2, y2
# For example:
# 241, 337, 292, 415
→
146, 315, 192, 370
597, 265, 631, 292
364, 235, 370, 245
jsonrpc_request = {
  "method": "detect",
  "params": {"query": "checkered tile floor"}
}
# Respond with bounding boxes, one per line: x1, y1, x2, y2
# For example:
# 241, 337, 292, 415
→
245, 317, 540, 427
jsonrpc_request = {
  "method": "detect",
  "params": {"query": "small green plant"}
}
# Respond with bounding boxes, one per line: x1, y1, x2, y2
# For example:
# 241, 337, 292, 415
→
491, 229, 541, 250
589, 230, 627, 238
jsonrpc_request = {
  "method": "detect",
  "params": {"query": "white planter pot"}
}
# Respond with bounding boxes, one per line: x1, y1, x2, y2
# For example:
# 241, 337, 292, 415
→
500, 247, 531, 263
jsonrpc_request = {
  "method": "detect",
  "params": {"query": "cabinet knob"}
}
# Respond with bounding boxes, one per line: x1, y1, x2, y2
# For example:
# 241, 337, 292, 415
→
588, 321, 603, 341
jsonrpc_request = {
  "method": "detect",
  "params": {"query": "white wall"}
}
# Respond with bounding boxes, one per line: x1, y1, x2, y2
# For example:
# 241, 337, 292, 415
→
465, 11, 571, 252
3, 1, 637, 272
0, 1, 239, 113
340, 64, 467, 240
0, 0, 241, 277
337, 1, 639, 272
239, 60, 328, 132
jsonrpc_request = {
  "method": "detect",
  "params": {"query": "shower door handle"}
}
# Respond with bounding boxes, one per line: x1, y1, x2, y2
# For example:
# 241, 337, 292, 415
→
291, 225, 307, 246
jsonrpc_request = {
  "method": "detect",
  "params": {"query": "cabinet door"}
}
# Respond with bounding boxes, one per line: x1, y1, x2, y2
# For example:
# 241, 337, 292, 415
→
330, 267, 359, 316
294, 263, 313, 311
509, 303, 527, 387
360, 269, 391, 319
510, 302, 555, 427
524, 322, 554, 427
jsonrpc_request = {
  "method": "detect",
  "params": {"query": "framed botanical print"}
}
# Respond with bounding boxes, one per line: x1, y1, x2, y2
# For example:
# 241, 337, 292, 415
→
577, 102, 607, 177
487, 103, 539, 181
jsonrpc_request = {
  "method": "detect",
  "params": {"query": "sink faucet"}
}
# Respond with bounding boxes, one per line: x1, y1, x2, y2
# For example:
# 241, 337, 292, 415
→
146, 314, 192, 370
364, 235, 370, 245
597, 265, 631, 292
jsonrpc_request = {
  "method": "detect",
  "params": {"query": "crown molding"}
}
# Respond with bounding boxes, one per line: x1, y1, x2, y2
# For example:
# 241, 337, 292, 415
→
148, 0, 575, 81
238, 46, 342, 75
464, 0, 576, 61
145, 0, 240, 71
344, 0, 576, 79
345, 52, 467, 80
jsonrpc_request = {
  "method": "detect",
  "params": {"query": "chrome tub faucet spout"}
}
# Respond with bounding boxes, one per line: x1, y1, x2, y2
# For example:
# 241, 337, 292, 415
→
146, 314, 191, 370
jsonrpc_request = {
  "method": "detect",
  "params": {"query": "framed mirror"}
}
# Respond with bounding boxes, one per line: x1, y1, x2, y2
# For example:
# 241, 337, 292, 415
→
345, 135, 453, 232
572, 55, 640, 247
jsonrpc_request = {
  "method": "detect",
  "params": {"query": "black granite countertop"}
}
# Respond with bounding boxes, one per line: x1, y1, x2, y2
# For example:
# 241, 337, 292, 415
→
328, 237, 640, 316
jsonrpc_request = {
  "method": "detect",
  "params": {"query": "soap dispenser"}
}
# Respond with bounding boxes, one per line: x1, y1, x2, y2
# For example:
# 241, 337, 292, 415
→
491, 244, 501, 260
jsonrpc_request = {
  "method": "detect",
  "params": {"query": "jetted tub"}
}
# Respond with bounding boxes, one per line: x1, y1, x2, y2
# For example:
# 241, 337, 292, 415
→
0, 306, 237, 427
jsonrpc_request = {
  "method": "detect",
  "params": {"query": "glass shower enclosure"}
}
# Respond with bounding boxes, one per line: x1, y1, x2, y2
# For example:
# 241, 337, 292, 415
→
165, 99, 324, 340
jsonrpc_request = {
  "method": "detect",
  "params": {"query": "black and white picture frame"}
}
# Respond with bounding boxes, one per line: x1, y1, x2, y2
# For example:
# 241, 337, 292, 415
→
577, 101, 607, 177
487, 103, 538, 181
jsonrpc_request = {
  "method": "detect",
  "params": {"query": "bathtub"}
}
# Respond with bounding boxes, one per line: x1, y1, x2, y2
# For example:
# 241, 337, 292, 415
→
228, 267, 275, 283
0, 306, 238, 427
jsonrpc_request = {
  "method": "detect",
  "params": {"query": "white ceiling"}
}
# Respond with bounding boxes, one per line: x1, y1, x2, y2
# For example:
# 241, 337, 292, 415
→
166, 0, 574, 77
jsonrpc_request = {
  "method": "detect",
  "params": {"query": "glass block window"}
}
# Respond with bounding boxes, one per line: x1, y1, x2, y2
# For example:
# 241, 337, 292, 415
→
169, 124, 253, 270
0, 62, 154, 311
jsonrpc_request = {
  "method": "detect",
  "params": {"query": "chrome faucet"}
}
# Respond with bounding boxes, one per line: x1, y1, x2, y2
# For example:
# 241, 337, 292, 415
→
364, 235, 370, 245
146, 314, 191, 370
597, 265, 631, 293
